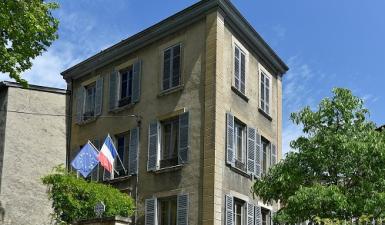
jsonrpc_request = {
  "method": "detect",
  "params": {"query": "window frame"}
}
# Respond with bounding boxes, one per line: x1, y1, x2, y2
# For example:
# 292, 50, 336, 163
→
233, 45, 246, 95
261, 137, 271, 175
260, 71, 271, 115
83, 82, 96, 120
261, 207, 271, 225
159, 116, 180, 169
234, 120, 246, 166
114, 132, 130, 178
162, 44, 182, 91
233, 199, 246, 225
158, 196, 178, 225
118, 66, 134, 107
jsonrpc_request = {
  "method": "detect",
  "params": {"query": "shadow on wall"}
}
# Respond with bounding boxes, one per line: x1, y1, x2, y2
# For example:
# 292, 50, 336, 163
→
0, 201, 4, 222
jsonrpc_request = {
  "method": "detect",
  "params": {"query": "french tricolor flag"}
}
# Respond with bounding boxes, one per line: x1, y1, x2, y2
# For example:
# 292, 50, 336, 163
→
98, 135, 117, 173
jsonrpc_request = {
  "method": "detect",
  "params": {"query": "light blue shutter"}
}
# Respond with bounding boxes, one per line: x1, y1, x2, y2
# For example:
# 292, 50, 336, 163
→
177, 194, 189, 225
129, 127, 139, 175
178, 112, 189, 164
255, 205, 262, 225
247, 202, 254, 225
255, 131, 262, 178
95, 77, 103, 116
132, 60, 141, 103
247, 127, 256, 176
226, 113, 235, 166
109, 70, 118, 111
75, 86, 85, 124
271, 144, 277, 166
147, 121, 159, 171
145, 198, 157, 225
225, 195, 234, 225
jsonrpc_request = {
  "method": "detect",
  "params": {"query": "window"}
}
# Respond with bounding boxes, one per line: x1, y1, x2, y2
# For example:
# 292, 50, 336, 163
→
84, 83, 96, 120
260, 72, 270, 114
163, 44, 181, 90
119, 67, 133, 107
234, 199, 245, 225
234, 120, 246, 171
261, 138, 270, 175
261, 208, 271, 225
114, 133, 129, 177
161, 117, 179, 168
159, 197, 177, 225
234, 45, 246, 94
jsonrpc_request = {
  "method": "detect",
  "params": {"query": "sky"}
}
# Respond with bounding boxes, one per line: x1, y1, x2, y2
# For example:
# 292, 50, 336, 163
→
1, 0, 384, 155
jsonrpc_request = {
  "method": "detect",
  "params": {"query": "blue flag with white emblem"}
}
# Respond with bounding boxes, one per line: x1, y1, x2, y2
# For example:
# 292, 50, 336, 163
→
71, 142, 99, 178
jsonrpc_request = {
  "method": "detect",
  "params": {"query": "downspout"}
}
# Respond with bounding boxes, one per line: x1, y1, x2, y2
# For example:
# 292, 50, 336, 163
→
66, 78, 73, 170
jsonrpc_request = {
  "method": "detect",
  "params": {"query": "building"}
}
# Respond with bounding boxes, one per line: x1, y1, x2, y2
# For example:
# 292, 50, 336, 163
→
61, 0, 288, 225
0, 81, 67, 225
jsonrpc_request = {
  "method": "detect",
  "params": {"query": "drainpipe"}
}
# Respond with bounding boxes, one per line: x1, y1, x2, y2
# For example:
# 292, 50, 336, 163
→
66, 78, 73, 170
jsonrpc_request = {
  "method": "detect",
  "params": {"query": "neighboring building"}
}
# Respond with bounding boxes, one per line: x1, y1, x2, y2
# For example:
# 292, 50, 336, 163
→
61, 0, 288, 225
376, 125, 385, 132
0, 81, 67, 225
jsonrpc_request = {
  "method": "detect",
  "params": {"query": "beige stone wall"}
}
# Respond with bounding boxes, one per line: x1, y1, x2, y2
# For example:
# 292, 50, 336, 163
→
0, 87, 66, 225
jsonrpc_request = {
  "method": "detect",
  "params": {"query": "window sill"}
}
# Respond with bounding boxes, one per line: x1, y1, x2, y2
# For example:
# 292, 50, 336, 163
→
153, 164, 183, 174
258, 108, 272, 121
110, 103, 135, 113
104, 175, 133, 183
228, 164, 251, 179
158, 85, 184, 97
77, 117, 97, 126
231, 86, 249, 102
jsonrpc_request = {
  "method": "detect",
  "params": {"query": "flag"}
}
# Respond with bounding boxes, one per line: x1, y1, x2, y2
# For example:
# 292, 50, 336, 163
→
71, 142, 99, 178
98, 135, 117, 173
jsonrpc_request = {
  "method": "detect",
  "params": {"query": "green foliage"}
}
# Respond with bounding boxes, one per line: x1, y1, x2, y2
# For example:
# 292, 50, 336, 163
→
42, 165, 135, 225
0, 0, 59, 87
254, 88, 385, 224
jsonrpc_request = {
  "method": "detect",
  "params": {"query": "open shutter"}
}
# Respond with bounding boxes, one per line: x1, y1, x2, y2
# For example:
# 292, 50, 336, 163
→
234, 47, 240, 90
145, 198, 157, 225
255, 205, 262, 225
247, 127, 256, 176
95, 77, 103, 116
129, 127, 139, 175
226, 113, 235, 166
255, 131, 262, 178
132, 60, 142, 103
147, 121, 159, 171
75, 86, 85, 124
178, 112, 189, 164
240, 52, 246, 94
271, 144, 277, 166
177, 194, 189, 225
163, 48, 171, 90
247, 202, 254, 225
225, 195, 234, 225
109, 70, 118, 111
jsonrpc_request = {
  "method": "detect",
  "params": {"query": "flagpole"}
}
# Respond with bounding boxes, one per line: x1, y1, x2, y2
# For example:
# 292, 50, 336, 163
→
107, 134, 127, 174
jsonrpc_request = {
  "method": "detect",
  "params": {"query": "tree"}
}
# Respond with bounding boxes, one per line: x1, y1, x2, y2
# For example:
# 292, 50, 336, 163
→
42, 166, 135, 225
0, 0, 59, 87
253, 88, 385, 224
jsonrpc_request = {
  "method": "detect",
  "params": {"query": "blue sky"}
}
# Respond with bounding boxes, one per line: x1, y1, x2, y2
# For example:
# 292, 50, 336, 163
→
1, 0, 384, 155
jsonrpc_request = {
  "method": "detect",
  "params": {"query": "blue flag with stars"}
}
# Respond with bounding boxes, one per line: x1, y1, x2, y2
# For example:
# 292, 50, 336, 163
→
71, 142, 99, 178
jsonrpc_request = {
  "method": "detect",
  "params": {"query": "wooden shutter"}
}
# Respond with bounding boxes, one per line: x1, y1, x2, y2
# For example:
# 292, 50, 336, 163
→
75, 86, 85, 124
147, 121, 159, 171
234, 47, 240, 90
178, 112, 189, 164
226, 113, 235, 166
163, 48, 171, 90
271, 144, 277, 166
145, 198, 157, 225
172, 45, 181, 87
225, 195, 234, 225
247, 202, 254, 225
240, 52, 245, 94
129, 127, 139, 175
95, 77, 103, 116
132, 60, 141, 103
255, 131, 262, 178
247, 127, 256, 176
255, 205, 262, 225
109, 70, 118, 111
177, 194, 189, 225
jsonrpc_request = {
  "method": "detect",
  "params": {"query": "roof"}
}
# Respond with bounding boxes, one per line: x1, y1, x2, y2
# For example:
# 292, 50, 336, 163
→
0, 81, 67, 95
61, 0, 289, 80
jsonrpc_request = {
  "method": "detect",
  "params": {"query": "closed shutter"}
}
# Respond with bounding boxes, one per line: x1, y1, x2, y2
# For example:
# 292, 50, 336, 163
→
172, 45, 181, 87
129, 127, 139, 175
95, 77, 103, 116
178, 112, 189, 164
247, 202, 254, 225
271, 144, 277, 166
225, 195, 234, 225
247, 127, 256, 176
177, 194, 189, 225
145, 198, 157, 225
109, 70, 118, 111
255, 205, 262, 225
226, 113, 235, 166
75, 86, 85, 124
132, 60, 142, 103
147, 121, 159, 171
255, 131, 262, 178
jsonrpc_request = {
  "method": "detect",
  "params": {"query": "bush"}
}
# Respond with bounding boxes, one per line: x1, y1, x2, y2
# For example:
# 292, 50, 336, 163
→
42, 165, 135, 224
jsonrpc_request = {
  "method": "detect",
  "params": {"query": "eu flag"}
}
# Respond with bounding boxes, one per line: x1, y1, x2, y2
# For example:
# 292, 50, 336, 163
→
71, 142, 99, 178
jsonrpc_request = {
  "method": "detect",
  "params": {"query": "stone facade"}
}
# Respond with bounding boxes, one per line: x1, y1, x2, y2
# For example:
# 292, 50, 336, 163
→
62, 1, 288, 225
0, 82, 67, 225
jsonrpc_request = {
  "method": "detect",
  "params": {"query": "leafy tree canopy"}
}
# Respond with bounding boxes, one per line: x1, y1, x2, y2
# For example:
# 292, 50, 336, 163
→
0, 0, 59, 87
254, 88, 385, 224
42, 165, 135, 225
